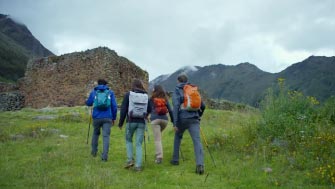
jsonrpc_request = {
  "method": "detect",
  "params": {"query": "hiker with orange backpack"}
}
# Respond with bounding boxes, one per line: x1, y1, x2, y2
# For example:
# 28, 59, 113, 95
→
148, 85, 174, 164
170, 74, 206, 175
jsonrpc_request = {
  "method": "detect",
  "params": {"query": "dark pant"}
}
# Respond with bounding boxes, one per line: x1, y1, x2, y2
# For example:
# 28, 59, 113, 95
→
92, 118, 112, 160
172, 119, 204, 165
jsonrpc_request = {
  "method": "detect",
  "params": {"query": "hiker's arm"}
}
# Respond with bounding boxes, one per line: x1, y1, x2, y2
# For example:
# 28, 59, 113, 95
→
172, 87, 181, 128
118, 92, 129, 127
199, 101, 206, 118
85, 91, 95, 106
147, 99, 152, 115
110, 91, 118, 121
166, 101, 174, 123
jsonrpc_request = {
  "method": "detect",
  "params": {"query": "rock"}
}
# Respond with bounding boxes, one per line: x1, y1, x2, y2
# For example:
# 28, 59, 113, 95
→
0, 91, 25, 111
262, 167, 273, 173
33, 115, 57, 120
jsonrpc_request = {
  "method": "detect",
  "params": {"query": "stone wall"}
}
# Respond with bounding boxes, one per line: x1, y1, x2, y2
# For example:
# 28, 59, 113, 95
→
0, 82, 19, 92
0, 91, 24, 111
18, 47, 148, 108
0, 82, 25, 111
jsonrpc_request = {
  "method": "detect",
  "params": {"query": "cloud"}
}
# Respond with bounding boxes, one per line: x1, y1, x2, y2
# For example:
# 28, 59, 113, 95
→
1, 0, 334, 80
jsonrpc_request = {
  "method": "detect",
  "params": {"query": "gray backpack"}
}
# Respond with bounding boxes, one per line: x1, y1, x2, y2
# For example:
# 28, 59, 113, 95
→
128, 91, 148, 118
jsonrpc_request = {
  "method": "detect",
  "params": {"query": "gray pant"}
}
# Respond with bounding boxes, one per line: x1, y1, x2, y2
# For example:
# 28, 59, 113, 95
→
92, 118, 112, 160
172, 119, 204, 165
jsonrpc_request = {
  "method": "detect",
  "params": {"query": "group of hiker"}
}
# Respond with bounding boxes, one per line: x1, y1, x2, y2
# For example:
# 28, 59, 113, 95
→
85, 74, 206, 174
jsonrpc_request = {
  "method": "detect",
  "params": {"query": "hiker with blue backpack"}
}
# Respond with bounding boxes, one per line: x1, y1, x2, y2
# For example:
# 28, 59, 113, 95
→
118, 79, 150, 172
170, 74, 206, 175
86, 79, 118, 162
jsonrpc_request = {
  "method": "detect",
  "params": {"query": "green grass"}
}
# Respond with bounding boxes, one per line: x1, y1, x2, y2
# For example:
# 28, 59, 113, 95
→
0, 106, 333, 188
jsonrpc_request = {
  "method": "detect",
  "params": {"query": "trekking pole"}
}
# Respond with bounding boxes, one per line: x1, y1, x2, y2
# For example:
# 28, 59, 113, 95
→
180, 147, 185, 162
143, 121, 148, 162
144, 131, 147, 162
200, 127, 217, 167
86, 107, 92, 144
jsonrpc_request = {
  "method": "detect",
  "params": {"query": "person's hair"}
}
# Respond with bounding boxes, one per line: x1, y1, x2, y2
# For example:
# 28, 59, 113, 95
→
177, 74, 188, 83
98, 79, 108, 85
151, 85, 168, 99
132, 79, 146, 92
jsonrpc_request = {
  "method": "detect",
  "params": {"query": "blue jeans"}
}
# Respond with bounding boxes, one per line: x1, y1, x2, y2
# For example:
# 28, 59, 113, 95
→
125, 122, 145, 167
172, 119, 204, 165
92, 118, 112, 160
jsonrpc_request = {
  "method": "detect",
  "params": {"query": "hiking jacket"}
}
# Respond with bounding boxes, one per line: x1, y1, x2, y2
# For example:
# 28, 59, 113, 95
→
86, 85, 118, 120
172, 82, 206, 127
118, 89, 151, 127
148, 98, 174, 123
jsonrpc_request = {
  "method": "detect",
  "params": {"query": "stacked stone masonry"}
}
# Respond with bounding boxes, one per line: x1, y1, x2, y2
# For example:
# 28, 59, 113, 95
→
0, 91, 24, 111
18, 47, 148, 108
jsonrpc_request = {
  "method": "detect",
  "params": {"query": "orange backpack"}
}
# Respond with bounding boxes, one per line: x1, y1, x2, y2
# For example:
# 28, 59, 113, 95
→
181, 84, 201, 111
153, 98, 168, 115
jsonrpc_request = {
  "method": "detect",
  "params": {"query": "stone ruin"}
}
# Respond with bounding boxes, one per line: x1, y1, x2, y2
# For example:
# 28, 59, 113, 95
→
0, 47, 148, 110
0, 82, 24, 111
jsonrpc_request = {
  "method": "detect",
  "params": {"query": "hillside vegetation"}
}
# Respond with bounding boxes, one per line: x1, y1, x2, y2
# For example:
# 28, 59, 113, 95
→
0, 81, 334, 188
0, 14, 54, 82
0, 32, 29, 82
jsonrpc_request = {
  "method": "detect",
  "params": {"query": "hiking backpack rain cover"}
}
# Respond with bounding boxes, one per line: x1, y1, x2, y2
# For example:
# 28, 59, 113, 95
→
94, 89, 111, 110
153, 98, 168, 115
181, 84, 201, 111
128, 91, 148, 118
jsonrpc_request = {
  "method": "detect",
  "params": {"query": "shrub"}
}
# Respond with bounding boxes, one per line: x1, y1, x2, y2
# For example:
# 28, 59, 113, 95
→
258, 78, 318, 145
256, 78, 335, 185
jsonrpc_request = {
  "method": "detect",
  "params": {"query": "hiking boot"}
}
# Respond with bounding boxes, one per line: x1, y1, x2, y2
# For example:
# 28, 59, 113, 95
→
155, 158, 163, 164
124, 160, 134, 169
170, 160, 179, 165
195, 165, 204, 175
101, 158, 107, 162
91, 151, 97, 157
134, 166, 143, 172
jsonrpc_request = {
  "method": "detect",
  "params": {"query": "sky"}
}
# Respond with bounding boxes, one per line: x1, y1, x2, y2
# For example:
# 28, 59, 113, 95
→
1, 0, 334, 81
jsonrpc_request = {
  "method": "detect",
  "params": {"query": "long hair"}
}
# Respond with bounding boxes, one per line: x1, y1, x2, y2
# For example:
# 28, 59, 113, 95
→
151, 85, 168, 100
132, 79, 146, 92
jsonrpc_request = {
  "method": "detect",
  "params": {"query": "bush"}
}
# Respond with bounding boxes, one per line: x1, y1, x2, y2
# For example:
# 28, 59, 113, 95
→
256, 78, 335, 185
258, 78, 318, 144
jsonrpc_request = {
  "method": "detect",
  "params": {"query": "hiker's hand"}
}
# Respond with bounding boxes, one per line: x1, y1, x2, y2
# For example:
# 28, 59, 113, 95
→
173, 126, 178, 132
111, 120, 115, 125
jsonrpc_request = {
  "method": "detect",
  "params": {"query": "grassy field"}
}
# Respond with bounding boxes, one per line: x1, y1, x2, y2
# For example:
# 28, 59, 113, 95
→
0, 105, 333, 188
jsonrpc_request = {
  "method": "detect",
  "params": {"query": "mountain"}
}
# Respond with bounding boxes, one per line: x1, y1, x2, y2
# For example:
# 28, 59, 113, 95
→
150, 56, 335, 106
276, 56, 335, 102
0, 14, 54, 82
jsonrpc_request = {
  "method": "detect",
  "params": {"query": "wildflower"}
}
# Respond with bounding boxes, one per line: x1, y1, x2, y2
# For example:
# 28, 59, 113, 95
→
297, 115, 306, 120
277, 78, 285, 87
307, 96, 319, 105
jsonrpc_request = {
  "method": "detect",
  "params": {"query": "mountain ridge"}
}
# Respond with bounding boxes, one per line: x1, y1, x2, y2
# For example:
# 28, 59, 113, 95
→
150, 56, 335, 106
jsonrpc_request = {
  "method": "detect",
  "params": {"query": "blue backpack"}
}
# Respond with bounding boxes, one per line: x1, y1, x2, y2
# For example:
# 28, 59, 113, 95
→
94, 89, 111, 110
